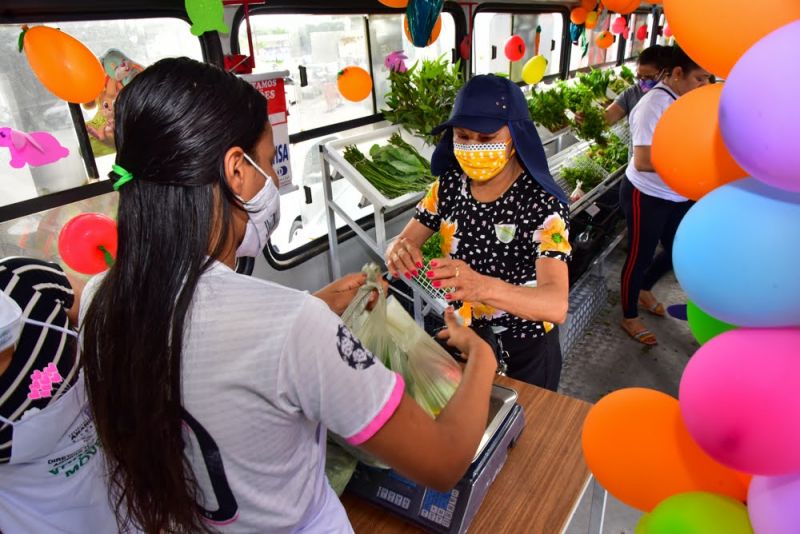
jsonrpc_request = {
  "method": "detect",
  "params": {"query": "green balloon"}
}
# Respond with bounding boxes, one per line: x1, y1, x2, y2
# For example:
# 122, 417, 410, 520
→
687, 300, 736, 345
637, 492, 753, 534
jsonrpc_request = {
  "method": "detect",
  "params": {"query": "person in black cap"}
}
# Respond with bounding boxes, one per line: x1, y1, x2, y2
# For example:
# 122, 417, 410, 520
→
386, 74, 571, 391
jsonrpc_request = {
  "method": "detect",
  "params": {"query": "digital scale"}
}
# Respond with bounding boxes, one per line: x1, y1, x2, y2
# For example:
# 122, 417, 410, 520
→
346, 385, 526, 533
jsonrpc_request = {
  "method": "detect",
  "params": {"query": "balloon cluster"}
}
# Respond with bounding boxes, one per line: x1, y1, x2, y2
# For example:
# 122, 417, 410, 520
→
611, 16, 631, 40
584, 2, 800, 533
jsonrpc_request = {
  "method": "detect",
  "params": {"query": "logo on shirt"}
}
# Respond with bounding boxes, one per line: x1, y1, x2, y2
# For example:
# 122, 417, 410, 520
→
336, 325, 375, 370
494, 224, 516, 244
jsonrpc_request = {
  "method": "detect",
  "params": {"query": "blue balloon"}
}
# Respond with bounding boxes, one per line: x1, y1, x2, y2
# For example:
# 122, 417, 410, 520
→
406, 0, 444, 48
673, 178, 800, 327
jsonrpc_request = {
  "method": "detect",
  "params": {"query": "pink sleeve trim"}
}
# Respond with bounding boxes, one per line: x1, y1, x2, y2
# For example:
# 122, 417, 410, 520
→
345, 373, 405, 446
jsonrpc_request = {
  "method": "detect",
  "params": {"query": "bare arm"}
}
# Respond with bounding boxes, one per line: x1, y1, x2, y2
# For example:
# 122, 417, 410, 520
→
358, 309, 496, 491
633, 145, 656, 172
428, 257, 569, 325
385, 218, 435, 279
604, 102, 627, 126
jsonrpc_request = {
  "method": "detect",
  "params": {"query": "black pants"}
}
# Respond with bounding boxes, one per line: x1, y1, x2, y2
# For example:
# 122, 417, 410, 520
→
497, 328, 562, 391
619, 178, 692, 319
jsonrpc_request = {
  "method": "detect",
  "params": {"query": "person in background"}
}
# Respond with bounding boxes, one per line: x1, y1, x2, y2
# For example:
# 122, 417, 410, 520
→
619, 46, 712, 345
0, 257, 119, 533
81, 57, 496, 534
602, 45, 671, 126
386, 74, 571, 391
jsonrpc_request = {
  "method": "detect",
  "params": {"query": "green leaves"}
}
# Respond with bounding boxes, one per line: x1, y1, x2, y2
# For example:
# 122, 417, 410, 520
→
382, 56, 464, 146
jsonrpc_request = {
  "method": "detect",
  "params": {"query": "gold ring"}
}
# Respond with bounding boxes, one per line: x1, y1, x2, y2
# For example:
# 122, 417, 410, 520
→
455, 267, 460, 278
391, 253, 399, 262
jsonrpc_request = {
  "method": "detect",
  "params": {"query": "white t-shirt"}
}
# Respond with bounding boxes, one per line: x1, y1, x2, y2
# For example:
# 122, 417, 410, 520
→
626, 83, 688, 202
81, 262, 404, 533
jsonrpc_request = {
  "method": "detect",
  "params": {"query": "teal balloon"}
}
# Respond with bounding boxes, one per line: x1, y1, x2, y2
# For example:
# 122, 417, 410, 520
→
636, 492, 753, 534
673, 178, 800, 328
686, 300, 736, 345
406, 0, 444, 47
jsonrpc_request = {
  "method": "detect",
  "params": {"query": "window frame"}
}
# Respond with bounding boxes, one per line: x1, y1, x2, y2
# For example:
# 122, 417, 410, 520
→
621, 7, 661, 63
471, 3, 571, 83
0, 3, 219, 224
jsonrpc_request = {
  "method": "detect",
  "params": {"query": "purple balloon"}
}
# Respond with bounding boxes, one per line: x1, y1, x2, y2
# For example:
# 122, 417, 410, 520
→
749, 473, 800, 534
720, 20, 800, 192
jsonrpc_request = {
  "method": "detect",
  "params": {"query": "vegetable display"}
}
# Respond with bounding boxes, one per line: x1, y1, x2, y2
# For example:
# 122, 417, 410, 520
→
343, 133, 435, 199
382, 55, 464, 146
421, 231, 443, 263
587, 134, 629, 172
560, 156, 607, 192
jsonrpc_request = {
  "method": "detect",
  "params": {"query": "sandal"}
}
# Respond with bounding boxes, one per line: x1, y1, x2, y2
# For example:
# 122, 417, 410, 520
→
621, 321, 658, 346
639, 299, 666, 318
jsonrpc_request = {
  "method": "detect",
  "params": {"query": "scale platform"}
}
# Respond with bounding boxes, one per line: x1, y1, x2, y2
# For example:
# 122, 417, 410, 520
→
346, 385, 526, 533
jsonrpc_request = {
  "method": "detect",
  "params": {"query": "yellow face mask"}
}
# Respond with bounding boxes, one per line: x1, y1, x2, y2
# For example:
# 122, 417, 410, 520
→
453, 139, 515, 182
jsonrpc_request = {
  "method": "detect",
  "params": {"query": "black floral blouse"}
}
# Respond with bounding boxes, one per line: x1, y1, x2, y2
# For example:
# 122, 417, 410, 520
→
414, 167, 572, 339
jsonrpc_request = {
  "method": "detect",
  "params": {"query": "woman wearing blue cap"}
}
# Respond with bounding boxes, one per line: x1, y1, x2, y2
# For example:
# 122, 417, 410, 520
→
386, 74, 571, 391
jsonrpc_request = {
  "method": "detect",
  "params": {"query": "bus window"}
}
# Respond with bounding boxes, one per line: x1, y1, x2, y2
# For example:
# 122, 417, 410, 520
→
624, 12, 654, 59
0, 192, 118, 280
238, 14, 374, 137
568, 13, 620, 72
473, 11, 564, 82
369, 12, 457, 108
0, 19, 202, 210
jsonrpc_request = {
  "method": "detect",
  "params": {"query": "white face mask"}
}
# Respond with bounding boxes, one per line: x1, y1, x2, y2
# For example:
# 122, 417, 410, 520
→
235, 153, 281, 258
0, 291, 22, 352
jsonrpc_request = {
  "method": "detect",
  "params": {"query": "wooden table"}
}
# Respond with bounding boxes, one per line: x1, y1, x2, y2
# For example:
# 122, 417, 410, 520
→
342, 376, 593, 533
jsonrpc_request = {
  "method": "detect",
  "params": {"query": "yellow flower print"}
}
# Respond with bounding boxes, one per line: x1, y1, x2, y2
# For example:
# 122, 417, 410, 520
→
439, 219, 460, 257
419, 180, 439, 214
533, 213, 572, 255
472, 302, 505, 320
456, 302, 473, 327
543, 321, 555, 333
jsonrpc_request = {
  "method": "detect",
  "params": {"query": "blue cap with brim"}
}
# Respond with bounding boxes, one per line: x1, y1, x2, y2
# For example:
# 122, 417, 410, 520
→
430, 74, 568, 204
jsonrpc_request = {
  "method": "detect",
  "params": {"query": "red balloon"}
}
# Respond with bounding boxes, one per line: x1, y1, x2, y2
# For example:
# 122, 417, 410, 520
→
58, 213, 118, 274
504, 35, 526, 62
636, 24, 648, 41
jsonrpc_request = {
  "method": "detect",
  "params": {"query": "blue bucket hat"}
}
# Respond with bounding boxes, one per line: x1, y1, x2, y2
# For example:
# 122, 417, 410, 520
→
430, 74, 568, 204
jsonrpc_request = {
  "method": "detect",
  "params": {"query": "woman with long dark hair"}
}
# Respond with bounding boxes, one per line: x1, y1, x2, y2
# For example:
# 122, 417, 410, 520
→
81, 57, 496, 533
619, 46, 711, 344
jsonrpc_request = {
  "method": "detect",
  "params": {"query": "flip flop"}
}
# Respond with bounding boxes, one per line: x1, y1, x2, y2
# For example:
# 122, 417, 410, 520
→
621, 323, 658, 346
639, 299, 666, 317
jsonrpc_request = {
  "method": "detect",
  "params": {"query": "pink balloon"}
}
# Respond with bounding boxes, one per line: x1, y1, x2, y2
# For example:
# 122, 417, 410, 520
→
664, 25, 673, 37
749, 473, 800, 534
680, 328, 800, 476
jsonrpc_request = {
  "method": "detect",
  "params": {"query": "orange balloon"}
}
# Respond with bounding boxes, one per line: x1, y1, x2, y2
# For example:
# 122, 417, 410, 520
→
604, 0, 639, 14
403, 14, 442, 47
337, 66, 372, 102
378, 0, 408, 7
581, 388, 750, 512
581, 0, 598, 9
22, 26, 105, 104
652, 84, 747, 201
571, 7, 589, 25
585, 11, 599, 30
664, 0, 800, 77
596, 30, 614, 49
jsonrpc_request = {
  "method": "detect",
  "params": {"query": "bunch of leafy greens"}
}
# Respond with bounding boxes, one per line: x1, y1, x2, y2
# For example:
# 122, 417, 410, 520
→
560, 156, 607, 191
343, 133, 435, 199
527, 85, 569, 132
587, 134, 629, 172
382, 56, 464, 146
421, 232, 442, 263
577, 68, 614, 103
619, 65, 635, 84
564, 84, 609, 146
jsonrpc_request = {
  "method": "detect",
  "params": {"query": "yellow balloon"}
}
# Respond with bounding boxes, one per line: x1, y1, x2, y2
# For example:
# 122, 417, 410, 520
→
522, 55, 548, 85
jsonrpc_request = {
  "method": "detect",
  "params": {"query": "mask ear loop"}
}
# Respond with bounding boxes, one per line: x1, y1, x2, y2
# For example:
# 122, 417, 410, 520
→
22, 318, 78, 338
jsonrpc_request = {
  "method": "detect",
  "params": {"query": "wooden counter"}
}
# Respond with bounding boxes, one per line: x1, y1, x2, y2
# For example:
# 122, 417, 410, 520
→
342, 376, 593, 533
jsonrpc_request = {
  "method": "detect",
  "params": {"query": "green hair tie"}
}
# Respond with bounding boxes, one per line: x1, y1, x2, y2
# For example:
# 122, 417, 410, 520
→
112, 164, 134, 191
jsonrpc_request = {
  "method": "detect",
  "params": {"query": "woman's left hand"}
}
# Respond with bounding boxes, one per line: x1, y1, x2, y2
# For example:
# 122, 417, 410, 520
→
314, 272, 388, 316
425, 259, 486, 303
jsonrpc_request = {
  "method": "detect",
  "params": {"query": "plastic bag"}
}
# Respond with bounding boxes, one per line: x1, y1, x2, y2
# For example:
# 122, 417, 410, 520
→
325, 440, 358, 496
328, 264, 463, 470
570, 179, 586, 202
340, 264, 462, 418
